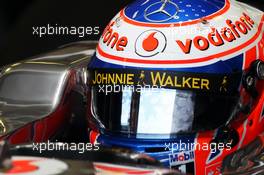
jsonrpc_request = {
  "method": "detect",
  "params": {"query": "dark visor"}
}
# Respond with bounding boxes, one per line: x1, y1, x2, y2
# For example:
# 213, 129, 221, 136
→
91, 87, 242, 138
89, 69, 242, 138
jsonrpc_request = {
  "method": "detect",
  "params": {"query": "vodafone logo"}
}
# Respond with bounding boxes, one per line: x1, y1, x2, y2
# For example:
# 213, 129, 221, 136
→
96, 8, 263, 68
0, 156, 68, 175
135, 30, 167, 57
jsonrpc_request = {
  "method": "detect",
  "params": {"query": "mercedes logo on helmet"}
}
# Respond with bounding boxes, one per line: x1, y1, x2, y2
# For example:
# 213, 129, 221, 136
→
144, 0, 180, 23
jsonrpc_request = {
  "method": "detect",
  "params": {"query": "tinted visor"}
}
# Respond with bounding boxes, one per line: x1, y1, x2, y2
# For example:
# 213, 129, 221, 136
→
91, 86, 239, 138
89, 69, 242, 138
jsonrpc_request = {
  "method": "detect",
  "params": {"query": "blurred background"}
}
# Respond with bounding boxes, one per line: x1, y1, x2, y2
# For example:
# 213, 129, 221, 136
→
0, 0, 262, 66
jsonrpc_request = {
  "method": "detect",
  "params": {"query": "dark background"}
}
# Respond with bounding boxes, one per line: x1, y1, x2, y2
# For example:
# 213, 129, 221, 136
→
0, 0, 263, 66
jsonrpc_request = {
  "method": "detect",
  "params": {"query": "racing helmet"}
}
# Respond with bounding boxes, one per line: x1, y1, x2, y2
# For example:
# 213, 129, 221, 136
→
87, 0, 264, 174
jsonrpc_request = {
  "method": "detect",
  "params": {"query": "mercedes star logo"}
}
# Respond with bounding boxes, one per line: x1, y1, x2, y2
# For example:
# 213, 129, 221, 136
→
144, 0, 179, 23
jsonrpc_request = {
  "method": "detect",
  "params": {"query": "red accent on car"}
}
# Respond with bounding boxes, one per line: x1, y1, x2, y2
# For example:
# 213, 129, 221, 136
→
6, 160, 38, 174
